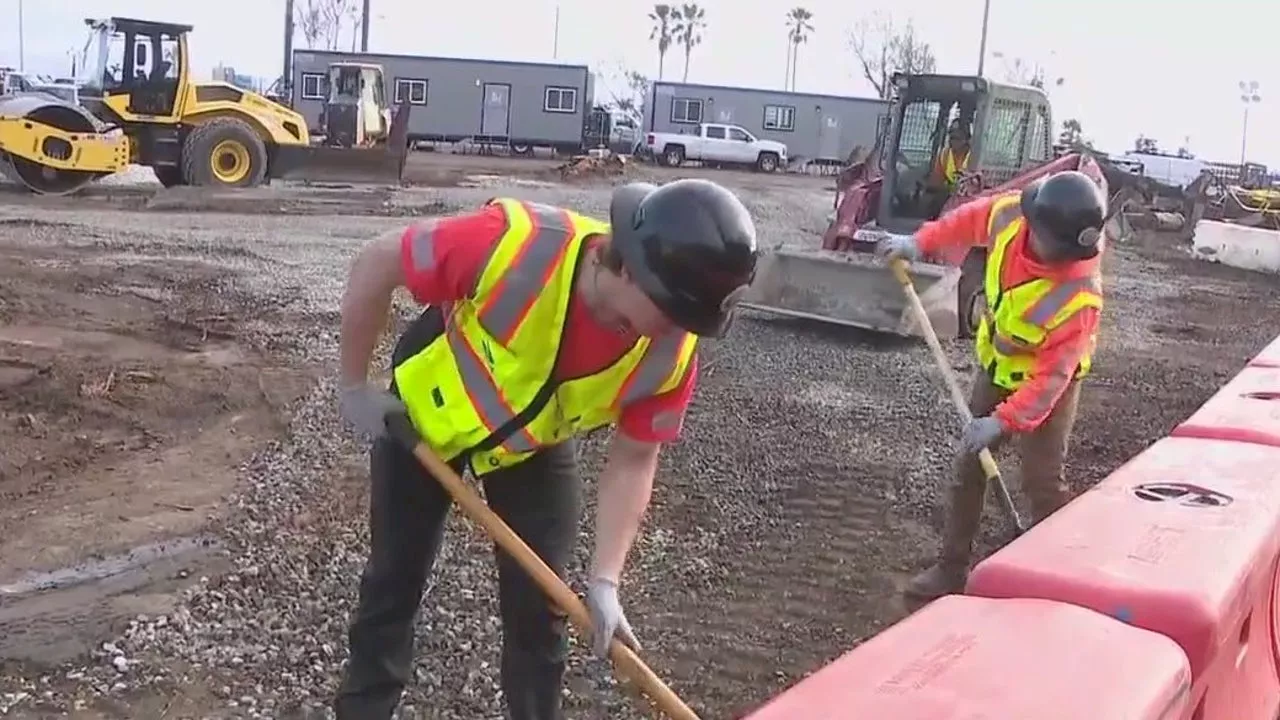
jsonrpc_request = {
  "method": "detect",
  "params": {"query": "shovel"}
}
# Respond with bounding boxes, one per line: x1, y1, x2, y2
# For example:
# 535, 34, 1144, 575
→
382, 412, 702, 720
889, 258, 1028, 535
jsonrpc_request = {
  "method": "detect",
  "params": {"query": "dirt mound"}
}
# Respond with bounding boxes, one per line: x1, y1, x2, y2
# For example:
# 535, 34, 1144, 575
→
0, 237, 313, 670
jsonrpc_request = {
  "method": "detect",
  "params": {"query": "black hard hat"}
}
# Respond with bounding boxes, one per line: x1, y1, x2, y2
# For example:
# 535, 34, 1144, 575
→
1020, 170, 1107, 261
609, 179, 759, 337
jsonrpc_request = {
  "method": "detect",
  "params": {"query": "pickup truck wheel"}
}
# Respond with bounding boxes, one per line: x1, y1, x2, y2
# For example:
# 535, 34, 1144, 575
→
757, 152, 780, 173
663, 145, 685, 167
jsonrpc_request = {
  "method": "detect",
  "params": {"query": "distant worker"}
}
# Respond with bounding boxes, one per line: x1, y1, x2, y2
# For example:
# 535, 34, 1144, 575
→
922, 121, 973, 217
333, 179, 759, 719
878, 170, 1107, 602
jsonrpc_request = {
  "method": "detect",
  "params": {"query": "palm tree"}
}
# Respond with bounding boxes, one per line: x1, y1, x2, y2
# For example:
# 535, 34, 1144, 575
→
785, 7, 814, 92
649, 4, 676, 81
672, 4, 707, 83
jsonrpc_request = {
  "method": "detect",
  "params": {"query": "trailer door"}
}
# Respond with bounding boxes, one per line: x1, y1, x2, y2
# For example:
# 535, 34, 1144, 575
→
481, 83, 511, 138
818, 111, 843, 161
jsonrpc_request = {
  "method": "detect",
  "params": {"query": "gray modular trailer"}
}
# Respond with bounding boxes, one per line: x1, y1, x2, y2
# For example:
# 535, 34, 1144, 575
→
645, 81, 890, 163
291, 50, 594, 152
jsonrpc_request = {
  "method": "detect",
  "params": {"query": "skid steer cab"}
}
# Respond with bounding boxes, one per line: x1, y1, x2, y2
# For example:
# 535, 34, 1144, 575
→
317, 63, 393, 148
742, 73, 1072, 340
0, 16, 412, 196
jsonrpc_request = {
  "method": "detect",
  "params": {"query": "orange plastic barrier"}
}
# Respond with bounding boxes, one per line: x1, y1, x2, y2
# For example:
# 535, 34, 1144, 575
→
743, 594, 1190, 720
967, 436, 1280, 720
1247, 336, 1280, 368
1171, 366, 1280, 447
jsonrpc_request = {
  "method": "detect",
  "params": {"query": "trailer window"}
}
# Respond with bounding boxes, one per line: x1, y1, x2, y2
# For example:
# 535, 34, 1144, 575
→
544, 86, 578, 113
671, 98, 703, 124
300, 72, 325, 100
762, 104, 795, 131
394, 78, 428, 105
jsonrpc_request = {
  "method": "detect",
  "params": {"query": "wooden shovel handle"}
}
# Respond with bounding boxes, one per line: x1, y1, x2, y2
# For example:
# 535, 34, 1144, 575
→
384, 412, 701, 720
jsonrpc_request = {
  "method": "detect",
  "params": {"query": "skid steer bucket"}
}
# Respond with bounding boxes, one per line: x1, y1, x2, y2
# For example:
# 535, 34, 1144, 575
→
739, 248, 964, 338
271, 101, 412, 186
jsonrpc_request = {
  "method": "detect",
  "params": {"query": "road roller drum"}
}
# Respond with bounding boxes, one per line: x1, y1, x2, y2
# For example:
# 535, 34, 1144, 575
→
0, 94, 131, 195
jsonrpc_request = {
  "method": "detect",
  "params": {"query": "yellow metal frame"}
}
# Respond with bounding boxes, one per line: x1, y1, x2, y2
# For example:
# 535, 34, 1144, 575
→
0, 117, 131, 173
97, 27, 311, 149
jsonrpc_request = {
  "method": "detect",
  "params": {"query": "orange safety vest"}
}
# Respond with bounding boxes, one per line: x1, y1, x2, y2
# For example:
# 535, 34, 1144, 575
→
975, 194, 1103, 390
393, 198, 699, 475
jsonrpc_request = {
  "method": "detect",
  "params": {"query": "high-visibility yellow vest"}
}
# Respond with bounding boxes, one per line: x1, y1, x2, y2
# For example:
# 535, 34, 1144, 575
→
942, 148, 970, 187
393, 198, 699, 476
975, 194, 1103, 390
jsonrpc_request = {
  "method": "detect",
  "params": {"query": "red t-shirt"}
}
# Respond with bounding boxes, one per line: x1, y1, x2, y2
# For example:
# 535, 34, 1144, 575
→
399, 203, 698, 444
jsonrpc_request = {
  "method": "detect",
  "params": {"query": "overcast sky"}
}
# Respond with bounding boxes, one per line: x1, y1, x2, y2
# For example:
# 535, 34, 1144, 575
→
5, 0, 1276, 167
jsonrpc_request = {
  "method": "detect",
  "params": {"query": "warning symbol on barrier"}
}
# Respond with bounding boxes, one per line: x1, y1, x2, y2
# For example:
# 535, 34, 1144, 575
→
1132, 482, 1233, 508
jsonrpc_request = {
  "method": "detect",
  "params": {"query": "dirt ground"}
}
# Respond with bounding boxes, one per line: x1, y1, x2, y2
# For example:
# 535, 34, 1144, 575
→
2, 157, 1279, 719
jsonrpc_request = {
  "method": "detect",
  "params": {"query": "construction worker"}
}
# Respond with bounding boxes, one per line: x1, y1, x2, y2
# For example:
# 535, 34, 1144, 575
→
333, 179, 759, 719
877, 170, 1106, 602
922, 121, 973, 218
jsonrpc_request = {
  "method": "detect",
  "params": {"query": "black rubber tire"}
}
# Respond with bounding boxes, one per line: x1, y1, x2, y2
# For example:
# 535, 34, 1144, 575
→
152, 166, 184, 188
663, 145, 685, 167
757, 152, 779, 173
957, 248, 987, 339
181, 117, 268, 188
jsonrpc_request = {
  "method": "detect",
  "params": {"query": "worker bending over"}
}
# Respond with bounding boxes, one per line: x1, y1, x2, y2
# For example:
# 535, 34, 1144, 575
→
334, 179, 759, 719
878, 170, 1106, 601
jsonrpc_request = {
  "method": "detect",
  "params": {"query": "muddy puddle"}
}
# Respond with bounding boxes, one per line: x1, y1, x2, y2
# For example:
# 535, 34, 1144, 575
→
0, 535, 223, 665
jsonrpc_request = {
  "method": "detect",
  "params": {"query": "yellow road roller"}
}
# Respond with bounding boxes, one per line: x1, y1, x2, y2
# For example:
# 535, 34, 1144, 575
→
0, 17, 411, 195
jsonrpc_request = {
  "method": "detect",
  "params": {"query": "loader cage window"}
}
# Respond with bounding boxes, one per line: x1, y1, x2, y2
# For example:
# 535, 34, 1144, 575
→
981, 98, 1032, 185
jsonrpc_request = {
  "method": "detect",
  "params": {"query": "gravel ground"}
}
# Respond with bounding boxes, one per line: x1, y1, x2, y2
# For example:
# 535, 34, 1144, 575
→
2, 169, 1280, 719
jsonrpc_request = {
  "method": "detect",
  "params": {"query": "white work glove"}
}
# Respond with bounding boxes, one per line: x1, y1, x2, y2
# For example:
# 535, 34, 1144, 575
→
338, 381, 406, 440
961, 415, 1005, 454
875, 234, 920, 262
585, 578, 640, 658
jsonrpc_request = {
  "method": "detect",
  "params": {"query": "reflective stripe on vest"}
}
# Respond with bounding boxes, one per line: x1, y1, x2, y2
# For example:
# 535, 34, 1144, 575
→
392, 198, 698, 475
975, 193, 1103, 390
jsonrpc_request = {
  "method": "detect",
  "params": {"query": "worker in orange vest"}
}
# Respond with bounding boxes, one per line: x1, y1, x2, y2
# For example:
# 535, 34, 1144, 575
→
877, 170, 1107, 601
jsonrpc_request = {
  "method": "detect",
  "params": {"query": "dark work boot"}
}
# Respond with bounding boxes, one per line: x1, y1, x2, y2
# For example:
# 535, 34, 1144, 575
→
904, 466, 989, 602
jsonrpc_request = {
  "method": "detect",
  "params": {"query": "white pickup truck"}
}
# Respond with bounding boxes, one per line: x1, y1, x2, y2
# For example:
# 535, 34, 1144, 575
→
643, 123, 788, 173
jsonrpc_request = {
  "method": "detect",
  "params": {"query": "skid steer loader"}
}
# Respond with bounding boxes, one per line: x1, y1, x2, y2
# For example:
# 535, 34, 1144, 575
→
741, 73, 1126, 340
0, 17, 411, 195
317, 62, 393, 148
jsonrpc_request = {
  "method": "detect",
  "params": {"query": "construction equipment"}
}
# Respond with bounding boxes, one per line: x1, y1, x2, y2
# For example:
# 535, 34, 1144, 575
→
317, 62, 392, 148
890, 258, 1026, 534
382, 411, 701, 720
741, 73, 1127, 340
0, 17, 411, 195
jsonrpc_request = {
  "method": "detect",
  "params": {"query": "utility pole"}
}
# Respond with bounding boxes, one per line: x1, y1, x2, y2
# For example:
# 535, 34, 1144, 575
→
360, 0, 371, 52
976, 0, 991, 77
17, 0, 25, 72
1239, 80, 1261, 166
552, 5, 560, 60
282, 0, 295, 99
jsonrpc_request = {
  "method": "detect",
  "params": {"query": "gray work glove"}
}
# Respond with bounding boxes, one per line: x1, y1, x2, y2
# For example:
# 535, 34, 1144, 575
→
585, 578, 640, 658
338, 381, 406, 440
874, 234, 920, 262
961, 415, 1005, 454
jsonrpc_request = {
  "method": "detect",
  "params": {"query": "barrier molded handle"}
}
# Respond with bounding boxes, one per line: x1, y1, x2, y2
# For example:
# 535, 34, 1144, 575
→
382, 412, 702, 720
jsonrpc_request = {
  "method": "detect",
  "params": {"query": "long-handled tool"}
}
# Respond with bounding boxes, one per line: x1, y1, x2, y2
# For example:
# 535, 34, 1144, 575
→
383, 412, 701, 720
889, 258, 1028, 535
